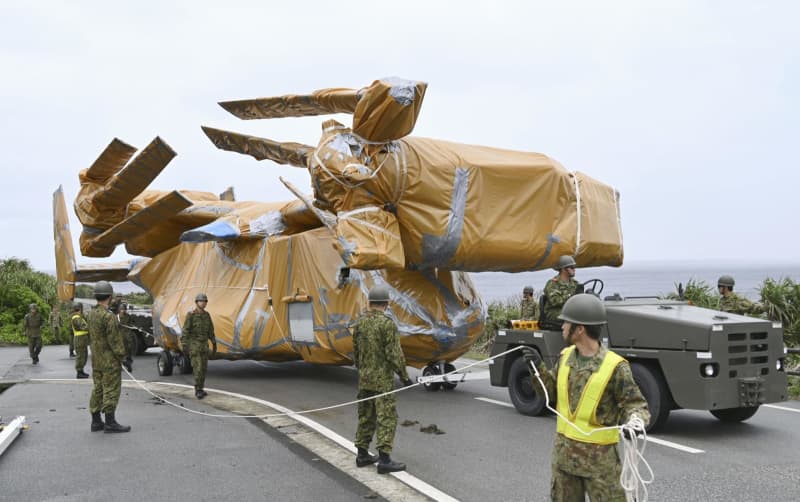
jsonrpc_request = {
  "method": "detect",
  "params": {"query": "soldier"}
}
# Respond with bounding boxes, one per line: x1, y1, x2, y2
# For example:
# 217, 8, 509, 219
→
182, 293, 217, 399
352, 284, 412, 474
71, 303, 90, 379
109, 293, 124, 314
717, 275, 762, 316
23, 304, 43, 364
49, 304, 66, 355
540, 255, 581, 330
523, 294, 649, 501
520, 285, 539, 320
118, 303, 136, 371
87, 281, 131, 433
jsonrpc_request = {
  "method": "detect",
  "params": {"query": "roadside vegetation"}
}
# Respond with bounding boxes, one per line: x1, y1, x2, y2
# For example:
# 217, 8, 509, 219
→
0, 257, 152, 345
472, 277, 800, 398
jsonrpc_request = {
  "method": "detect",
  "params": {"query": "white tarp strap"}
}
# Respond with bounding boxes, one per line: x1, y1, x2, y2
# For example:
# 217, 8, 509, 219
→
338, 206, 401, 241
572, 173, 582, 256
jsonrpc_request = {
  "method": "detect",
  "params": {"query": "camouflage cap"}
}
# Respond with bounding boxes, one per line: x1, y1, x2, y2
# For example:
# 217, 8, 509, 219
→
29, 303, 37, 310
523, 285, 534, 295
717, 275, 735, 288
558, 294, 607, 325
555, 255, 577, 271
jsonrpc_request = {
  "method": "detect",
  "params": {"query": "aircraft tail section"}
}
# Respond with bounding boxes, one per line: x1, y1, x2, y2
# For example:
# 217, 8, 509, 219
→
53, 185, 132, 301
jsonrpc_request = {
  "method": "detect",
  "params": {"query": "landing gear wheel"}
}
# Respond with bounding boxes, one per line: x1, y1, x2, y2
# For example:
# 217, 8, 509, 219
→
630, 362, 671, 432
710, 406, 759, 423
442, 363, 457, 391
133, 335, 145, 356
157, 350, 173, 377
508, 355, 548, 416
422, 365, 442, 391
177, 353, 193, 374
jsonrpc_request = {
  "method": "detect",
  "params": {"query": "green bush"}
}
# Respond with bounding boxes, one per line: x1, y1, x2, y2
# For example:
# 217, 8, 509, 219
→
471, 295, 522, 355
0, 258, 58, 346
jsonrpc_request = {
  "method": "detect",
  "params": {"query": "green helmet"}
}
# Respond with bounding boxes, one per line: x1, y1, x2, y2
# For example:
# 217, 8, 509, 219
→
94, 281, 114, 297
558, 294, 607, 325
555, 255, 577, 271
195, 293, 208, 302
73, 302, 83, 312
29, 303, 36, 310
368, 285, 390, 303
717, 275, 735, 288
523, 285, 534, 295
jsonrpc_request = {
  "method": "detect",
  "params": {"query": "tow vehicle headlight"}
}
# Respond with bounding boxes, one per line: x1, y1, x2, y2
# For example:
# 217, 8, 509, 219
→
777, 358, 784, 372
700, 363, 719, 377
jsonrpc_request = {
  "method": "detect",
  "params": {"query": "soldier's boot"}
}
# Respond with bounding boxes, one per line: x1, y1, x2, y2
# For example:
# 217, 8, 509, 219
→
195, 389, 208, 399
76, 370, 90, 379
356, 448, 379, 467
103, 412, 131, 433
377, 451, 406, 474
90, 412, 105, 432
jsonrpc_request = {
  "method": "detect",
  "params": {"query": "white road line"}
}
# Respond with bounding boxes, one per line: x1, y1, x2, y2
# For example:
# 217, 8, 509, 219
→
153, 382, 460, 502
475, 396, 705, 454
764, 404, 800, 414
475, 397, 514, 408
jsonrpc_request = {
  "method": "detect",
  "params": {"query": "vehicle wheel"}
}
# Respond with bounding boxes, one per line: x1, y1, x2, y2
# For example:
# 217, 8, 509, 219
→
710, 406, 759, 423
442, 363, 457, 391
134, 335, 146, 356
422, 365, 442, 391
177, 353, 193, 374
157, 350, 173, 377
508, 355, 548, 416
630, 362, 671, 432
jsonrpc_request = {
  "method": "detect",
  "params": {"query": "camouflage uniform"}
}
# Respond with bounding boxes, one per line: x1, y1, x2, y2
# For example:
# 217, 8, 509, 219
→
521, 296, 539, 320
49, 309, 64, 344
71, 313, 90, 372
87, 305, 127, 414
118, 312, 136, 366
534, 346, 650, 501
23, 310, 43, 362
353, 310, 409, 454
541, 278, 580, 328
719, 293, 762, 317
182, 309, 216, 392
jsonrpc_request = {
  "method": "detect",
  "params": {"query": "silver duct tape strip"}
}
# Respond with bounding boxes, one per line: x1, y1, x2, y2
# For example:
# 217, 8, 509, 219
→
383, 76, 417, 106
530, 233, 561, 270
181, 205, 234, 216
336, 235, 357, 266
420, 167, 469, 267
233, 240, 267, 349
251, 308, 272, 348
613, 188, 624, 262
249, 210, 286, 236
213, 242, 257, 271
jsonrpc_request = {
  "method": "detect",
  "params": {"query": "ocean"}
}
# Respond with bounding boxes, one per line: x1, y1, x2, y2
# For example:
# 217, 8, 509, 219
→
103, 260, 800, 304
469, 260, 800, 304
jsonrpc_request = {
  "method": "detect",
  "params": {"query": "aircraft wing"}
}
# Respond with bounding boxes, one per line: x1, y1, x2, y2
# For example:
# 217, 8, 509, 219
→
202, 126, 313, 167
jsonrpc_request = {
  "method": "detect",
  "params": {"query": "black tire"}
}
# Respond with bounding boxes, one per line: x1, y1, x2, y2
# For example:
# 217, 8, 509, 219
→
422, 365, 442, 391
157, 350, 173, 377
177, 353, 193, 374
134, 334, 146, 356
508, 355, 548, 416
442, 363, 457, 391
630, 362, 671, 432
710, 406, 759, 423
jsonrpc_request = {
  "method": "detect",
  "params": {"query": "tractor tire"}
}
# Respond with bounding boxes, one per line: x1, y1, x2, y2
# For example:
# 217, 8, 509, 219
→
710, 406, 760, 423
442, 363, 458, 391
630, 362, 671, 431
508, 355, 548, 416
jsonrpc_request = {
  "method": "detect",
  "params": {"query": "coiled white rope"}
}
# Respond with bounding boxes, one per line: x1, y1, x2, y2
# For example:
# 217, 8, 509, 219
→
527, 359, 654, 501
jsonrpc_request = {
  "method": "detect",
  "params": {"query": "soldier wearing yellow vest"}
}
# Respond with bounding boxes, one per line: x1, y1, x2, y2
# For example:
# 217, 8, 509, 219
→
524, 294, 649, 501
71, 302, 90, 379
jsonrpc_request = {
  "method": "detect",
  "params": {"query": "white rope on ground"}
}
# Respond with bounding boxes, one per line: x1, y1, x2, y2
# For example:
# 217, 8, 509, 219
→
527, 359, 654, 502
120, 345, 526, 419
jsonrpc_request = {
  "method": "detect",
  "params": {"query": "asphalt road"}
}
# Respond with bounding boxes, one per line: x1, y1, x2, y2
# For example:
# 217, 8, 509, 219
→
4, 345, 800, 501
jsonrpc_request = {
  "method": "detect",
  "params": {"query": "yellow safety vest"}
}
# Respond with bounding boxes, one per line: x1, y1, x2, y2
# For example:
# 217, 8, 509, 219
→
556, 345, 624, 445
71, 314, 88, 336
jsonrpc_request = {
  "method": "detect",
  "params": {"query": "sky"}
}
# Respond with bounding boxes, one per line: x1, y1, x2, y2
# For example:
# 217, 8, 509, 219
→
1, 0, 798, 272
